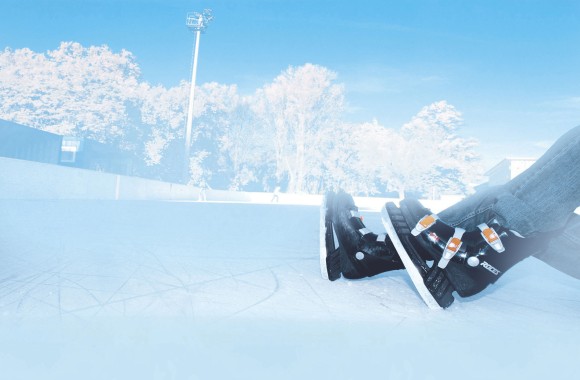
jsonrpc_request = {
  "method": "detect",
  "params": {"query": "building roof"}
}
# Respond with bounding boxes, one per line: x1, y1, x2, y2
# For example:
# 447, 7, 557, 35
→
484, 157, 537, 176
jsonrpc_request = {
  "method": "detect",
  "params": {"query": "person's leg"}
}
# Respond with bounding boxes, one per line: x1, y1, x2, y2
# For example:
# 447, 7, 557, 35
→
323, 125, 580, 307
439, 125, 580, 237
534, 214, 580, 279
380, 125, 580, 308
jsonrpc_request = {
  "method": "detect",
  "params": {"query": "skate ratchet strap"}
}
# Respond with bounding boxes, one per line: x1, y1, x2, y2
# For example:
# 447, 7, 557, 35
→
411, 214, 439, 236
438, 228, 465, 269
349, 210, 372, 237
358, 228, 372, 236
477, 223, 505, 253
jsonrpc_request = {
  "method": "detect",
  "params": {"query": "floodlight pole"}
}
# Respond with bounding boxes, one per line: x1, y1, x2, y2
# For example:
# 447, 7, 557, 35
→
184, 10, 212, 182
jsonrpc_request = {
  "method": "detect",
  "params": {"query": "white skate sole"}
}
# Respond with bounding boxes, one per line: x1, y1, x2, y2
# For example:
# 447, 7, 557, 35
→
381, 205, 442, 310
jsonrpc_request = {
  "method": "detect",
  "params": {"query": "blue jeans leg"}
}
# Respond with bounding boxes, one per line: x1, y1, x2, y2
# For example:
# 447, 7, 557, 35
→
440, 124, 580, 236
533, 214, 580, 278
438, 125, 580, 278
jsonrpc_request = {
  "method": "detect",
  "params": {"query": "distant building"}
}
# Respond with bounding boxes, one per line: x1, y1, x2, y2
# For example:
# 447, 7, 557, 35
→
485, 158, 537, 186
0, 119, 63, 164
0, 119, 136, 176
59, 136, 136, 176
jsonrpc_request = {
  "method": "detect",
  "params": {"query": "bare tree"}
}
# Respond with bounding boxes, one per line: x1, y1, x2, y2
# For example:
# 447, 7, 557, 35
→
252, 64, 345, 193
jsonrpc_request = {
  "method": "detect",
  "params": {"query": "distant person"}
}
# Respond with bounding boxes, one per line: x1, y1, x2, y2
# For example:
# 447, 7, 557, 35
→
322, 125, 580, 309
198, 183, 208, 202
271, 186, 281, 203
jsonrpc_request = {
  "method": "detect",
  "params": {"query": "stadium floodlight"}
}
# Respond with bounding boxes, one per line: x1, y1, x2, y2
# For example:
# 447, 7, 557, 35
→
186, 9, 213, 32
184, 8, 213, 182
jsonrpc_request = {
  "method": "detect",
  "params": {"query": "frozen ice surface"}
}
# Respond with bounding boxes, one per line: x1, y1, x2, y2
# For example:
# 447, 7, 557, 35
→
1, 199, 579, 379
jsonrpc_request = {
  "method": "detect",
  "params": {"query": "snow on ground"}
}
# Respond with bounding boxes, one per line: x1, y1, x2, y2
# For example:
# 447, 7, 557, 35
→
1, 199, 579, 380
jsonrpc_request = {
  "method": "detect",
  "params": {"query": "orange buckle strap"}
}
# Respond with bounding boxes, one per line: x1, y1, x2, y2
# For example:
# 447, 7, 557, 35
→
438, 228, 465, 269
477, 223, 505, 253
411, 214, 439, 236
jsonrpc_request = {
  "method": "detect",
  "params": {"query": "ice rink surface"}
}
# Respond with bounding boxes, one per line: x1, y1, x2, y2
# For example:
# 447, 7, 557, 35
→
1, 200, 579, 379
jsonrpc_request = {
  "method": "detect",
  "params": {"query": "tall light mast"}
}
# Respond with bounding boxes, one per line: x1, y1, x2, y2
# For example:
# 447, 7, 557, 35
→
184, 9, 213, 181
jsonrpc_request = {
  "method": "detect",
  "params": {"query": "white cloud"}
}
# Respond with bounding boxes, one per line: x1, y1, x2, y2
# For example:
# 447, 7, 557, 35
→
532, 140, 554, 150
343, 64, 447, 95
543, 96, 580, 109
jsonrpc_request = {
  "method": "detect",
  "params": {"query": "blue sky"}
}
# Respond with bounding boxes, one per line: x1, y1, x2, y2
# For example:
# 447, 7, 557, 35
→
1, 0, 579, 166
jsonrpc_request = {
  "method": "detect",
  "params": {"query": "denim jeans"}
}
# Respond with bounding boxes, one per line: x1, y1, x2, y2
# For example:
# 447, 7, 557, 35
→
439, 125, 580, 278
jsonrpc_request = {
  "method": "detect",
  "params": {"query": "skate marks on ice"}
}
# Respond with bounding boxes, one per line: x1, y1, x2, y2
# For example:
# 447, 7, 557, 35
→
0, 200, 579, 324
1, 200, 580, 380
0, 201, 424, 322
0, 240, 294, 320
0, 241, 426, 322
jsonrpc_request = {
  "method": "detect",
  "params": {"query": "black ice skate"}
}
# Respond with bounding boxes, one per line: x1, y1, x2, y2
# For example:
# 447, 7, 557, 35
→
381, 199, 552, 309
320, 191, 405, 281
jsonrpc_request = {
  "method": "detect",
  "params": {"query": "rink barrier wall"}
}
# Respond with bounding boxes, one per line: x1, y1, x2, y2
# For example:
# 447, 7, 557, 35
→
0, 157, 200, 201
0, 157, 463, 212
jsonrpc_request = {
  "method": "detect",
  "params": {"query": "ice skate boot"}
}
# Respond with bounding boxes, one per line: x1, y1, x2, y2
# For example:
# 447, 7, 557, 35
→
320, 191, 405, 281
381, 199, 552, 309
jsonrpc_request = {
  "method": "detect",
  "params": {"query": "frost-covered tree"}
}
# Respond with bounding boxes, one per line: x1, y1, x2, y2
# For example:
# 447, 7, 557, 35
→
392, 101, 481, 197
140, 81, 190, 166
304, 121, 357, 193
0, 42, 142, 146
188, 150, 212, 188
0, 42, 481, 194
327, 102, 481, 198
252, 64, 345, 193
141, 81, 239, 184
216, 99, 275, 190
0, 42, 241, 184
188, 82, 240, 187
347, 119, 405, 195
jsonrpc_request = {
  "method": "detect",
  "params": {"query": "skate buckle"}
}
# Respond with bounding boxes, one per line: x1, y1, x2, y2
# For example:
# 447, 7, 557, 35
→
438, 228, 465, 269
478, 223, 505, 252
412, 214, 439, 236
427, 232, 440, 243
358, 228, 372, 236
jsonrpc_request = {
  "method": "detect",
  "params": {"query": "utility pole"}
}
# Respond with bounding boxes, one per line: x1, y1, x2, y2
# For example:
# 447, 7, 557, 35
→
184, 9, 213, 182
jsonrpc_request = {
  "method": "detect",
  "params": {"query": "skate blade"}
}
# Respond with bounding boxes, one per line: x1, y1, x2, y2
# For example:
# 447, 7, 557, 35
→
320, 193, 342, 281
319, 193, 330, 280
381, 205, 442, 310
